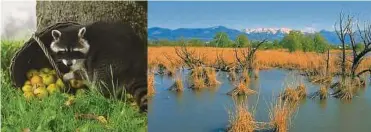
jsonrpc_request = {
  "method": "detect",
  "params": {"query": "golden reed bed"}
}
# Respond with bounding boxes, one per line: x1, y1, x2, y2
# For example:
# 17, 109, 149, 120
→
148, 47, 371, 73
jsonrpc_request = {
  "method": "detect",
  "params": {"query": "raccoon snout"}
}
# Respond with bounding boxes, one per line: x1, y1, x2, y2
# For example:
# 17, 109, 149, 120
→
62, 59, 74, 67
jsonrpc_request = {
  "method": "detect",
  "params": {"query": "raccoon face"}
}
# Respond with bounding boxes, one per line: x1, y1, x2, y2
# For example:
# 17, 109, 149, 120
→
50, 27, 90, 68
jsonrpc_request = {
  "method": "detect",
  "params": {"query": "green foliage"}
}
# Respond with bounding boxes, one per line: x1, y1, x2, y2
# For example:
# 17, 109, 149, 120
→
281, 30, 303, 52
1, 40, 23, 70
235, 34, 249, 47
272, 40, 282, 49
187, 38, 204, 46
302, 34, 315, 52
355, 43, 365, 52
148, 31, 334, 52
148, 38, 205, 47
280, 31, 329, 53
312, 33, 329, 53
1, 40, 147, 132
210, 32, 233, 47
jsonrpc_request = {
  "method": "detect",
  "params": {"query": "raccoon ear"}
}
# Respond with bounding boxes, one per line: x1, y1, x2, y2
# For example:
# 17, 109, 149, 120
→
78, 27, 86, 37
51, 30, 61, 40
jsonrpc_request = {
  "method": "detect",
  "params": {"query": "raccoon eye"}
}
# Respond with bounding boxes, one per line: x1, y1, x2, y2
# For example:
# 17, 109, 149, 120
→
58, 51, 67, 54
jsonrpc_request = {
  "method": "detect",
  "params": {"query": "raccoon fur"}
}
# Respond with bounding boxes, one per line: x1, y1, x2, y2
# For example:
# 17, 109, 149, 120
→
49, 21, 147, 112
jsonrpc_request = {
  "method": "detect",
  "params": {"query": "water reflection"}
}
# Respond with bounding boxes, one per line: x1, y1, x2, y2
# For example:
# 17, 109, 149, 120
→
148, 70, 371, 132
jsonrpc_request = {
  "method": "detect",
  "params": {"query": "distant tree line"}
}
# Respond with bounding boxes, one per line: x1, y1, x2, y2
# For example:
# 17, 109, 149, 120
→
149, 31, 365, 53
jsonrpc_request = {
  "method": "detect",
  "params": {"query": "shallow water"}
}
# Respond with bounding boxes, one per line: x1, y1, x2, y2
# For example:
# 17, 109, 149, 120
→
148, 69, 371, 132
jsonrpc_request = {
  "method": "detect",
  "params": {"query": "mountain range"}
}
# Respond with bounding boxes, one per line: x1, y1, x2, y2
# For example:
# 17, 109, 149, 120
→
148, 26, 345, 45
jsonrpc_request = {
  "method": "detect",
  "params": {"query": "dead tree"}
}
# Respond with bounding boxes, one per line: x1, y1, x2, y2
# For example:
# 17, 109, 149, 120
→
335, 12, 371, 80
174, 41, 206, 69
326, 49, 330, 76
334, 12, 351, 81
234, 39, 267, 71
353, 21, 371, 78
214, 50, 233, 72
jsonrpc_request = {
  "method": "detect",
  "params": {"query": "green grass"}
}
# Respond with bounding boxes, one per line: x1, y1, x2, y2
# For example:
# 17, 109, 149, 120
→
1, 40, 147, 132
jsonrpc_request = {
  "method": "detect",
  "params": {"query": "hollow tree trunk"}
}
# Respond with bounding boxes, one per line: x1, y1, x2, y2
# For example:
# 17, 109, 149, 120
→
36, 1, 147, 39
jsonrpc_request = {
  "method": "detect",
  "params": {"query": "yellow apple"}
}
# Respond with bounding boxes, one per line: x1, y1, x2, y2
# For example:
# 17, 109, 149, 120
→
26, 69, 39, 79
70, 79, 84, 88
34, 83, 45, 88
50, 70, 57, 75
34, 86, 48, 99
42, 74, 56, 85
40, 68, 51, 74
23, 92, 34, 100
47, 84, 60, 94
97, 116, 108, 124
39, 73, 48, 79
24, 80, 31, 85
56, 78, 65, 89
30, 75, 43, 85
22, 84, 33, 92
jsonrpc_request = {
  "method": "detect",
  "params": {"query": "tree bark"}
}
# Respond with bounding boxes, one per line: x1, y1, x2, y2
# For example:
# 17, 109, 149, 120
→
36, 1, 147, 39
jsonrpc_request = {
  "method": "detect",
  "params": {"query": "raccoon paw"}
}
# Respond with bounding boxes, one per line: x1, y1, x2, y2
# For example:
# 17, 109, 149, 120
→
63, 72, 75, 81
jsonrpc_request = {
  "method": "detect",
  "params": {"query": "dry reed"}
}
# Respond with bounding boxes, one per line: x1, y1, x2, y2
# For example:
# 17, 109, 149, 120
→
205, 67, 220, 86
269, 100, 293, 132
228, 102, 257, 132
319, 86, 328, 99
296, 84, 306, 99
227, 80, 256, 96
174, 75, 184, 92
149, 47, 371, 74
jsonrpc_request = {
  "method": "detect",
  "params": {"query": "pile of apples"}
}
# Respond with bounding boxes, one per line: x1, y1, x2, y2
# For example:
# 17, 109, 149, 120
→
22, 68, 85, 99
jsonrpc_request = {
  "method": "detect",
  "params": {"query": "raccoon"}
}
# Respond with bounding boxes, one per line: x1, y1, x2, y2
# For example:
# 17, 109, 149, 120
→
49, 22, 148, 112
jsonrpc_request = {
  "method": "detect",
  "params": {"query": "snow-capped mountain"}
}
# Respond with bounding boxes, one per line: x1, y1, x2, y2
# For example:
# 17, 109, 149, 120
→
148, 26, 344, 44
244, 28, 292, 34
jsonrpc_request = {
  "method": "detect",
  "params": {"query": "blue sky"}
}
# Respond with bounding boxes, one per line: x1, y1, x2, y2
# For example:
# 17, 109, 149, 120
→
148, 1, 371, 31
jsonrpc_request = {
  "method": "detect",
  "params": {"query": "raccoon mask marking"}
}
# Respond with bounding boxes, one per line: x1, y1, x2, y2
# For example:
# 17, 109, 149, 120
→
50, 27, 90, 68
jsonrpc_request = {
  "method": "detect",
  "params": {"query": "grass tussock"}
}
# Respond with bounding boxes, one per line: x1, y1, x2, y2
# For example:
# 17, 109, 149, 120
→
296, 84, 306, 99
339, 86, 354, 100
269, 100, 294, 132
227, 80, 256, 96
228, 102, 257, 132
280, 88, 299, 102
331, 78, 361, 100
228, 69, 237, 82
280, 84, 307, 102
205, 67, 220, 86
190, 66, 220, 89
190, 67, 206, 89
166, 65, 177, 77
308, 74, 332, 85
252, 66, 260, 79
171, 75, 184, 92
309, 85, 329, 100
241, 69, 250, 83
192, 76, 206, 89
319, 86, 328, 99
